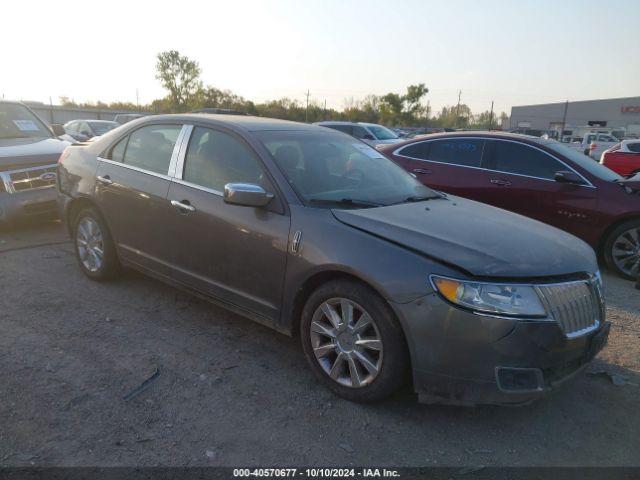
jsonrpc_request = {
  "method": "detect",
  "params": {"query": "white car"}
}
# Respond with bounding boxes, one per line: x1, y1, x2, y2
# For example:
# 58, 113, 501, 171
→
314, 121, 403, 147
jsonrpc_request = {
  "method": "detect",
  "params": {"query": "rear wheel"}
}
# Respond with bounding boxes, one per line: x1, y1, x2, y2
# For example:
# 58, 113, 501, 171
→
300, 279, 408, 403
604, 219, 640, 280
73, 206, 120, 281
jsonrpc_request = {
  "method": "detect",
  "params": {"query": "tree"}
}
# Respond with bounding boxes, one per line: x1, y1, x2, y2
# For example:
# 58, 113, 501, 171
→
155, 50, 202, 112
404, 83, 428, 117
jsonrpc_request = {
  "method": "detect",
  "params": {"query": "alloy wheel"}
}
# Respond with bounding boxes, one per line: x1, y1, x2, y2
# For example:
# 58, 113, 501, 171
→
76, 217, 104, 273
612, 227, 640, 277
309, 298, 383, 388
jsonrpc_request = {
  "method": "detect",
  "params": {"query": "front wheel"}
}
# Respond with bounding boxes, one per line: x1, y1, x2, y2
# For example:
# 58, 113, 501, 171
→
603, 219, 640, 280
300, 280, 408, 403
73, 206, 120, 281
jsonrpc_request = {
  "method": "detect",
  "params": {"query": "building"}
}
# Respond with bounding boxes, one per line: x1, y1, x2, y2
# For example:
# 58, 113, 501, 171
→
509, 96, 640, 136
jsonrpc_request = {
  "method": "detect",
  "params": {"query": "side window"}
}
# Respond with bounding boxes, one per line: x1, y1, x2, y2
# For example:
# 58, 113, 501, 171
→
399, 142, 429, 160
491, 141, 564, 180
628, 143, 640, 153
329, 125, 353, 135
183, 127, 268, 192
122, 124, 182, 175
108, 136, 128, 163
428, 139, 484, 167
352, 126, 369, 139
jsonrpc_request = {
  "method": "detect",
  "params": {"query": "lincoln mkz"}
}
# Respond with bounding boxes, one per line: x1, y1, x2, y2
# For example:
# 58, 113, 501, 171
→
57, 115, 609, 405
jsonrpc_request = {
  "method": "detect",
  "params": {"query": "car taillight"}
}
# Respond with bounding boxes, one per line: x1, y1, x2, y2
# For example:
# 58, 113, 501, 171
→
58, 148, 71, 164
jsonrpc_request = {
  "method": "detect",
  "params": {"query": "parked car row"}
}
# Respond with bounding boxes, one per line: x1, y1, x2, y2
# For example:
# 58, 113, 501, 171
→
57, 114, 610, 406
314, 121, 403, 147
0, 100, 69, 224
378, 133, 640, 279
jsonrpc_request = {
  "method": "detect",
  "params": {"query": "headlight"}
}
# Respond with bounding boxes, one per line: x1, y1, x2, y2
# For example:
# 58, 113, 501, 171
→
431, 276, 547, 317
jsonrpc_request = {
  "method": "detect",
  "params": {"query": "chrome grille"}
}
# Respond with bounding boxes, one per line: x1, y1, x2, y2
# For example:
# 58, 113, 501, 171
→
536, 279, 603, 338
0, 164, 57, 194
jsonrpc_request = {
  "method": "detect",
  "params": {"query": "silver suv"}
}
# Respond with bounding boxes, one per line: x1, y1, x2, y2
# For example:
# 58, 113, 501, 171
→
0, 101, 69, 224
314, 121, 402, 147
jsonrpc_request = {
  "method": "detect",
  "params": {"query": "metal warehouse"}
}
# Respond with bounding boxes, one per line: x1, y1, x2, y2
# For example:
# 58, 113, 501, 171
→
509, 96, 640, 136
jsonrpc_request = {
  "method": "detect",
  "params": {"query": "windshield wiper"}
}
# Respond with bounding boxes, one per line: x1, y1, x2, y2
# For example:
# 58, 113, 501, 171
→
308, 198, 383, 208
391, 194, 443, 205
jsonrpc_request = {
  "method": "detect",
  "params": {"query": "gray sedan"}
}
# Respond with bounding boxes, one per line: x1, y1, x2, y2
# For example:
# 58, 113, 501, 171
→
57, 115, 609, 405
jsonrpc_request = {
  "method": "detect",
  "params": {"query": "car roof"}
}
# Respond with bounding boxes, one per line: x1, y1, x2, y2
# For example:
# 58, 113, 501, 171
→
315, 121, 357, 126
148, 113, 326, 133
378, 130, 547, 151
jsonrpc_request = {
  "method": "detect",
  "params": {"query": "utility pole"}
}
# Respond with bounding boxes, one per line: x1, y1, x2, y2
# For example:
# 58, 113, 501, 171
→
136, 89, 140, 113
324, 99, 327, 120
455, 90, 461, 128
426, 100, 430, 126
305, 89, 310, 123
560, 100, 569, 140
489, 100, 494, 130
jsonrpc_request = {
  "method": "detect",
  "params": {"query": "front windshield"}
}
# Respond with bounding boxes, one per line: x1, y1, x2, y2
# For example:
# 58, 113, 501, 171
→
366, 125, 398, 140
256, 130, 438, 207
0, 103, 52, 139
542, 139, 622, 182
89, 121, 118, 135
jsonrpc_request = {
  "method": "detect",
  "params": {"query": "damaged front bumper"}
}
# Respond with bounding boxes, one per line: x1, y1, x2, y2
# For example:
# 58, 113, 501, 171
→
392, 293, 610, 406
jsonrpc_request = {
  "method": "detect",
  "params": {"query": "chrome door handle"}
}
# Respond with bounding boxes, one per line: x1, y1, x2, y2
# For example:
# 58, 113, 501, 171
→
490, 179, 512, 186
170, 200, 196, 212
97, 175, 113, 185
412, 168, 432, 175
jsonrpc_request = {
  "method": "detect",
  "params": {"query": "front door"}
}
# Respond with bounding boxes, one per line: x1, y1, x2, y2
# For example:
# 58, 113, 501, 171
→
165, 126, 290, 322
481, 139, 599, 239
95, 123, 184, 273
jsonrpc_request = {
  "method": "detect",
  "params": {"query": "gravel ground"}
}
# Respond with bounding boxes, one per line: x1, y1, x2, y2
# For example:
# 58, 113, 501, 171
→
0, 220, 639, 467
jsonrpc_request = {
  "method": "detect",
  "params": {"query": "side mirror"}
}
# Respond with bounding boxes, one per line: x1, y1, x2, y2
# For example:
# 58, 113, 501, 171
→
554, 170, 584, 185
51, 124, 66, 136
223, 183, 273, 207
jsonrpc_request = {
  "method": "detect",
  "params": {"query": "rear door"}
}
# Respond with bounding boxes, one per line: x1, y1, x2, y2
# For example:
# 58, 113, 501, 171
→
392, 137, 490, 198
164, 125, 290, 322
95, 123, 186, 273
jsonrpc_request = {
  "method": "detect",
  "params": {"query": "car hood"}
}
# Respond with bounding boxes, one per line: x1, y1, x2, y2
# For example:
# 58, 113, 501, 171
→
0, 137, 69, 170
332, 195, 597, 278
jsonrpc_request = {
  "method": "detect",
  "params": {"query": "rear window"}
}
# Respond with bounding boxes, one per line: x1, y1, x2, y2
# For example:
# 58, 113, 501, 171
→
628, 143, 640, 153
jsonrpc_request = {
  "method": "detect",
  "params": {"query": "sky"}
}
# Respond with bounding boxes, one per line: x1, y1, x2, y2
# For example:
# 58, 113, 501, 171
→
1, 0, 638, 116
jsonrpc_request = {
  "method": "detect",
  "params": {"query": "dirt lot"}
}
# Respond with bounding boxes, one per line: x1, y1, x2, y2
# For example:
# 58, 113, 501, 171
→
1, 220, 639, 467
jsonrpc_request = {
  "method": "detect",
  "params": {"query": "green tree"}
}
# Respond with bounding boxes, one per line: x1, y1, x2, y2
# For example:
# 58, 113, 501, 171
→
155, 50, 202, 112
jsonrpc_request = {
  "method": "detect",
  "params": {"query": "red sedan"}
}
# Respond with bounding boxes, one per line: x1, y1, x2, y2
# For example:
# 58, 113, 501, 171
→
379, 132, 640, 279
600, 139, 640, 178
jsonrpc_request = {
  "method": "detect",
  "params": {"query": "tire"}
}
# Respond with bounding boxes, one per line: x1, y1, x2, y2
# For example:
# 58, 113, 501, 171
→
300, 279, 409, 403
73, 206, 120, 281
603, 218, 640, 280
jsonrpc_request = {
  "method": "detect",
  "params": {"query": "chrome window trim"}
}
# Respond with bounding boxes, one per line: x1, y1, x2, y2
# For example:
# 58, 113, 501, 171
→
174, 124, 194, 179
168, 125, 192, 178
393, 137, 596, 188
171, 177, 223, 197
97, 157, 173, 181
0, 163, 58, 194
